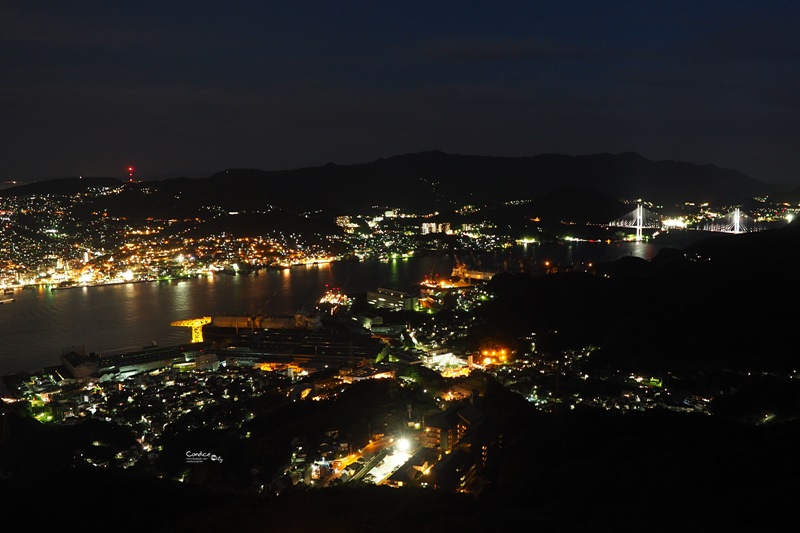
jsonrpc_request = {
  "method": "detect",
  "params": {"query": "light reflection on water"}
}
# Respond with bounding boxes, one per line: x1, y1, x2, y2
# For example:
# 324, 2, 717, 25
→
487, 240, 663, 269
0, 261, 442, 375
0, 237, 703, 375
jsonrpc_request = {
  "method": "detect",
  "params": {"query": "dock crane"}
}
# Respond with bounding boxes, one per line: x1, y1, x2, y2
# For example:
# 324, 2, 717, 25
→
170, 316, 212, 343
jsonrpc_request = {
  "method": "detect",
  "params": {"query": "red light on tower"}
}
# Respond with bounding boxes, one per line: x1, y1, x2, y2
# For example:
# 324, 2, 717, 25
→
128, 166, 134, 182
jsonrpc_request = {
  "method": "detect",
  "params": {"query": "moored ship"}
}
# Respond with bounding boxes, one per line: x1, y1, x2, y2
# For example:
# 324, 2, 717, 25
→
450, 261, 497, 282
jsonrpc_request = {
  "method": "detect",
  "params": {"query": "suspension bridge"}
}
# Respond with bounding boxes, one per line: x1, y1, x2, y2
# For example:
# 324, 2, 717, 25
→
701, 207, 755, 234
609, 204, 761, 241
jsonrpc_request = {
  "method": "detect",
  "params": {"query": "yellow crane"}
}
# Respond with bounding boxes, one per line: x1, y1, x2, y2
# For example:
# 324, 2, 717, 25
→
170, 316, 212, 343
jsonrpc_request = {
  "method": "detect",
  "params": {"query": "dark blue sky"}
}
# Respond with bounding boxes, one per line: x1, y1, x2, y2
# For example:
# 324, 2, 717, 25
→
2, 1, 799, 185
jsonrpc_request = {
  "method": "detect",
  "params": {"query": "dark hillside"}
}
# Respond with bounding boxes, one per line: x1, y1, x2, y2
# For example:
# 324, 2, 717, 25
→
0, 152, 769, 216
478, 220, 800, 374
0, 176, 122, 197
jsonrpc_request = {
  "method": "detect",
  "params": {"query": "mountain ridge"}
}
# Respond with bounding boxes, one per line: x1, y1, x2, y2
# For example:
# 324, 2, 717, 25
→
0, 151, 777, 215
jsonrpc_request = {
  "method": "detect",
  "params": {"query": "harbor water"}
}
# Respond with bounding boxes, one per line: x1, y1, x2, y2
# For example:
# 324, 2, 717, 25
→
0, 236, 705, 376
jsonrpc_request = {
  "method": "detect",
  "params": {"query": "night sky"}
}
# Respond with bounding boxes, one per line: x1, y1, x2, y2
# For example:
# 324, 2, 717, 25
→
2, 1, 799, 185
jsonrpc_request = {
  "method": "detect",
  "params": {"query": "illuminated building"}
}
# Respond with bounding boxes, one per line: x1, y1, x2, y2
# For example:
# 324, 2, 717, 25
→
423, 405, 484, 452
60, 344, 212, 379
339, 364, 395, 383
215, 329, 389, 370
421, 222, 451, 235
384, 447, 440, 488
423, 407, 459, 451
366, 287, 418, 311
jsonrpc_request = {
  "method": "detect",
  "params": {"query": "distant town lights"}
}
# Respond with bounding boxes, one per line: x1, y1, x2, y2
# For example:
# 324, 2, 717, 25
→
663, 217, 687, 228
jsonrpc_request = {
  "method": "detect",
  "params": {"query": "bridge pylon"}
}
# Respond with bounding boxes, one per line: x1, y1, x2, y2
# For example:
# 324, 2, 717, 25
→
170, 316, 212, 343
609, 201, 660, 240
733, 207, 742, 234
703, 206, 758, 233
635, 203, 643, 242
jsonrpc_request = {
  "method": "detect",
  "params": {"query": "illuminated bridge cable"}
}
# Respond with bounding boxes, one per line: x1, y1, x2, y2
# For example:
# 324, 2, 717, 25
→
608, 202, 662, 241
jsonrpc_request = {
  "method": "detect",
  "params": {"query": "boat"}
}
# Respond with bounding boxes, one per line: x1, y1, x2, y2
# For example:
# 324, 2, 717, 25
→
50, 280, 78, 290
0, 298, 14, 304
3, 288, 13, 294
451, 262, 497, 282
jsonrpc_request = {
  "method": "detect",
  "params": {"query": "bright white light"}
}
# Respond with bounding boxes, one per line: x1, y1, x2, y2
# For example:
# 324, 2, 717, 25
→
788, 214, 794, 223
396, 438, 410, 452
662, 218, 687, 228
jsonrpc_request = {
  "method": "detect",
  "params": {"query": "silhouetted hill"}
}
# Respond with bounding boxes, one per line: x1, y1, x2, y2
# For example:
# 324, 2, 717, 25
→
518, 186, 631, 224
2, 152, 771, 216
181, 211, 341, 239
479, 219, 800, 374
451, 187, 631, 240
195, 151, 766, 213
0, 176, 122, 197
769, 183, 800, 205
4, 402, 798, 531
